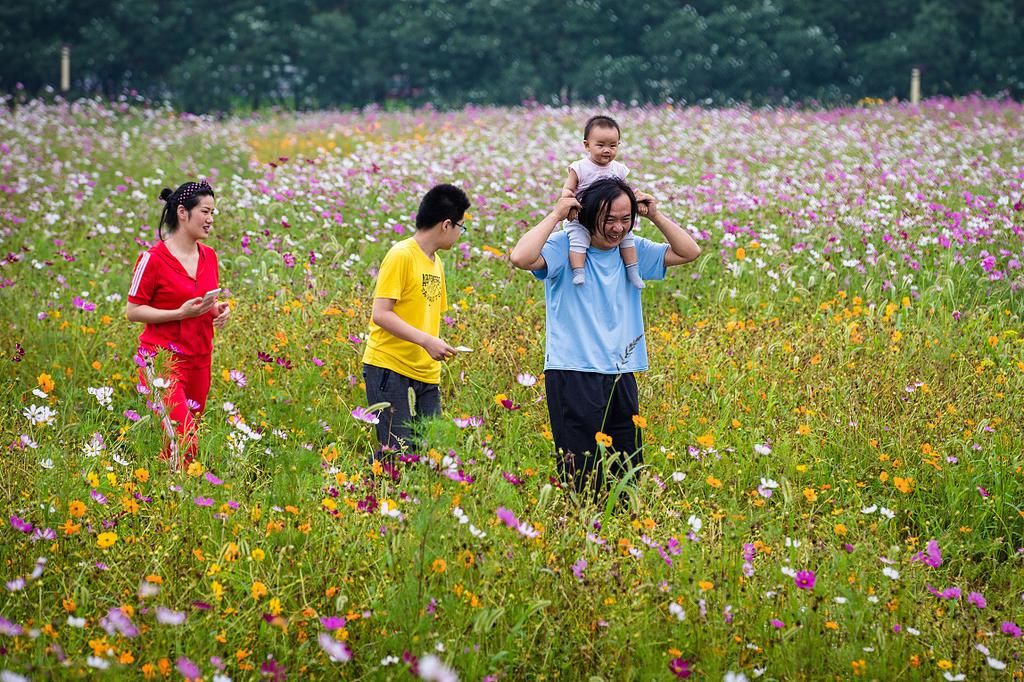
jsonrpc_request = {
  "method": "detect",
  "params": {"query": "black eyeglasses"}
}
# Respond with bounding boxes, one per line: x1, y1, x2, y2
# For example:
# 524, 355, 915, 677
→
453, 219, 467, 234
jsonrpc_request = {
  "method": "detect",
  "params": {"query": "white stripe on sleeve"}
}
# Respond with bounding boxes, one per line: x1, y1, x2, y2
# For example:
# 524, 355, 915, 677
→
128, 252, 151, 298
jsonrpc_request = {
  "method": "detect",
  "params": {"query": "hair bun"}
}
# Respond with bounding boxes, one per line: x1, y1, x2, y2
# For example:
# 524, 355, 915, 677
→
159, 188, 174, 201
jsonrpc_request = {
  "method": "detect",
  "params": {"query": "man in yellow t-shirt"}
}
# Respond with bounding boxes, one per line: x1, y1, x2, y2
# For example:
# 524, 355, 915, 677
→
362, 184, 470, 461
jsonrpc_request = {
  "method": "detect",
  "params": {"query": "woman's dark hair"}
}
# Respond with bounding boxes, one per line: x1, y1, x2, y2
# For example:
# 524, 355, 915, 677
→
158, 180, 215, 239
577, 177, 638, 240
415, 183, 470, 229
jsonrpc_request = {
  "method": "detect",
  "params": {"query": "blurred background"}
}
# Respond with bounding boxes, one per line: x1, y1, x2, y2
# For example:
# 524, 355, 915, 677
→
2, 0, 1022, 112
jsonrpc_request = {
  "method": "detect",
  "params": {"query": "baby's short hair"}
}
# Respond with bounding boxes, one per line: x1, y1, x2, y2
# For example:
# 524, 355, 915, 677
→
584, 115, 621, 140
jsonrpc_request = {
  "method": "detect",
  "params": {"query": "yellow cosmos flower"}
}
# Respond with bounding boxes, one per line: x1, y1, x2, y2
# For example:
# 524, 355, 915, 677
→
96, 532, 118, 548
595, 432, 613, 448
251, 581, 268, 600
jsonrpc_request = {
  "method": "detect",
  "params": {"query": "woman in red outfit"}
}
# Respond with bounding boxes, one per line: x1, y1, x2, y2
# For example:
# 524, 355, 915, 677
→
126, 180, 230, 470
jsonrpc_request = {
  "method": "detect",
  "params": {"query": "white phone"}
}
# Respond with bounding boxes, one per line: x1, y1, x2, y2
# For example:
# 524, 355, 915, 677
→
454, 346, 474, 353
201, 288, 222, 304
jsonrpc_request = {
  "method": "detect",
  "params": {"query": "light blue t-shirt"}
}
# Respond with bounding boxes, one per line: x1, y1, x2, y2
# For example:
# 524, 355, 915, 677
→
532, 231, 669, 374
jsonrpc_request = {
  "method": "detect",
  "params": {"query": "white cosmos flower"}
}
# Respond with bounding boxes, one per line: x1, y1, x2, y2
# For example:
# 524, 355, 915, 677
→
23, 404, 56, 426
668, 602, 685, 621
882, 567, 900, 580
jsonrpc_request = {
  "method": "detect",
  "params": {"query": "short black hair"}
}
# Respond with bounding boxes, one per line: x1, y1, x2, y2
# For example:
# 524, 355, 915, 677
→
415, 184, 470, 229
584, 115, 621, 140
577, 177, 638, 240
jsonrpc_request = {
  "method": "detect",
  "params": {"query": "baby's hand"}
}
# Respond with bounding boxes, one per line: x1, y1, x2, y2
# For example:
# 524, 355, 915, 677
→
637, 202, 649, 217
567, 206, 579, 222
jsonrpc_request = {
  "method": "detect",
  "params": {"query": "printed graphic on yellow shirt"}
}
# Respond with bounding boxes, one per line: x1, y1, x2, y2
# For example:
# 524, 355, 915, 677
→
421, 274, 442, 302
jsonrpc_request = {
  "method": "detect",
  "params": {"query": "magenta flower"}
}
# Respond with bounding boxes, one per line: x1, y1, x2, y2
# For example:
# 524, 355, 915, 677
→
668, 657, 692, 678
967, 592, 987, 608
572, 559, 587, 580
927, 584, 961, 600
1001, 621, 1021, 638
9, 515, 33, 534
204, 472, 223, 486
351, 406, 380, 425
794, 570, 816, 590
100, 607, 139, 638
193, 496, 215, 507
318, 632, 352, 662
176, 656, 200, 679
770, 618, 785, 629
319, 616, 346, 630
496, 507, 518, 529
910, 539, 942, 568
0, 616, 23, 636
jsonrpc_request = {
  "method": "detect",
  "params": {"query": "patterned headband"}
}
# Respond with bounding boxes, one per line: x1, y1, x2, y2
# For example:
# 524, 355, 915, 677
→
172, 179, 213, 205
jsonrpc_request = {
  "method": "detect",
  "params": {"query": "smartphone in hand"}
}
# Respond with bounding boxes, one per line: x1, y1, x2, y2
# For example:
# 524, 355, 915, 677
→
201, 288, 222, 305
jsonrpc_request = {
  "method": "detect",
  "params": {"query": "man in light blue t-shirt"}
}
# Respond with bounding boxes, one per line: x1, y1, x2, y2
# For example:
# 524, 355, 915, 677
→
510, 178, 702, 496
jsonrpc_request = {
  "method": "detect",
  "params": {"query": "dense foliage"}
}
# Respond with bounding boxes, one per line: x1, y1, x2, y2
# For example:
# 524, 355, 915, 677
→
1, 0, 1022, 112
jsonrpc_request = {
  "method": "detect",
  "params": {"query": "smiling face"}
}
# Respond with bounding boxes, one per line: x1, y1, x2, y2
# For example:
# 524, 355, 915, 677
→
583, 124, 620, 167
177, 195, 216, 241
590, 193, 633, 250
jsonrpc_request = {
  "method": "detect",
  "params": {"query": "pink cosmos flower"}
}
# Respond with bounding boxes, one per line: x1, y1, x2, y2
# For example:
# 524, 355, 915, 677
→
794, 570, 816, 590
911, 539, 942, 567
176, 656, 200, 679
318, 632, 353, 662
351, 406, 380, 424
496, 507, 518, 528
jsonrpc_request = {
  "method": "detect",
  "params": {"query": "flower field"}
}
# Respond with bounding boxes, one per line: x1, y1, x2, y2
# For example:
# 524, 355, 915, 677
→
1, 96, 1023, 680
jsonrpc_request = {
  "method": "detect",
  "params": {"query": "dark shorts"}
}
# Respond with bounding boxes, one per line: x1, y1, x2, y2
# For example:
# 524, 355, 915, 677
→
545, 369, 642, 494
362, 363, 441, 461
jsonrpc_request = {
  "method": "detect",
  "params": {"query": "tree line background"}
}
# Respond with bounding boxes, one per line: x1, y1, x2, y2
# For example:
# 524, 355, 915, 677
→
2, 0, 1022, 112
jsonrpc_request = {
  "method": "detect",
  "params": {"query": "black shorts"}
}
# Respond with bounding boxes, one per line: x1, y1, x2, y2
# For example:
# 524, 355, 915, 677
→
545, 369, 643, 492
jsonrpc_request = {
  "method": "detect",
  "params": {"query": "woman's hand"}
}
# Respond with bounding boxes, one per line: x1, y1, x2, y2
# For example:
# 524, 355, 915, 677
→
212, 302, 231, 329
178, 296, 216, 319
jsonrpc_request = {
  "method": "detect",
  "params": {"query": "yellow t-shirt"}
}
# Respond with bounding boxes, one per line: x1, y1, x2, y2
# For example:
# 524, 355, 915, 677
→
362, 238, 448, 383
